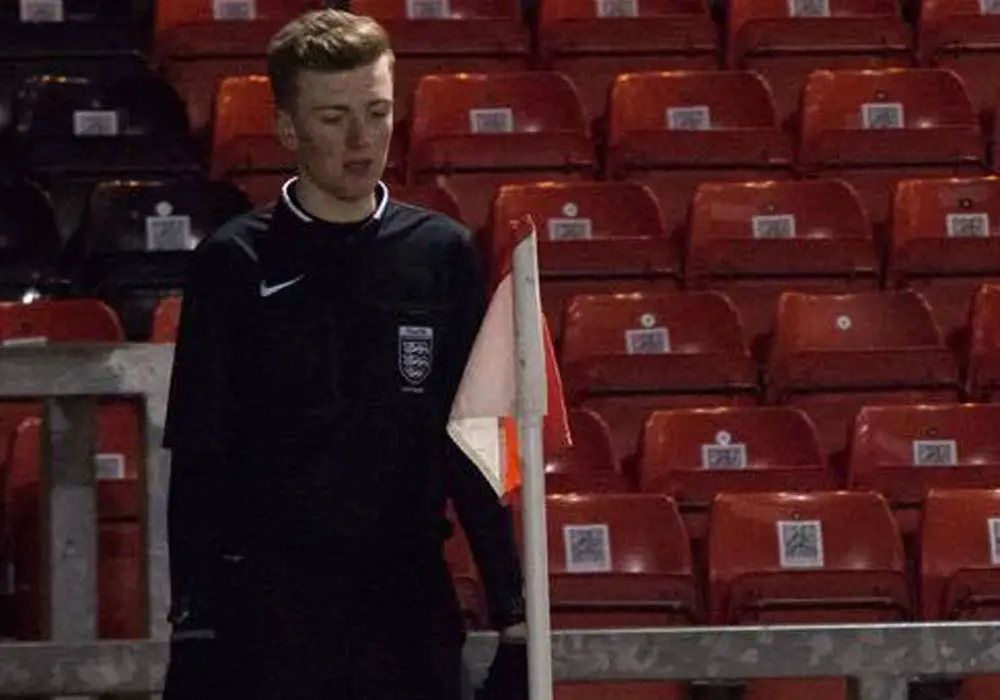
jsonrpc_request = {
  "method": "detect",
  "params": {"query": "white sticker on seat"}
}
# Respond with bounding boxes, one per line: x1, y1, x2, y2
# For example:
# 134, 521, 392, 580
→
912, 439, 958, 467
989, 518, 1000, 564
213, 0, 256, 20
19, 0, 63, 22
95, 453, 126, 481
469, 108, 514, 134
547, 217, 593, 241
407, 0, 451, 18
752, 214, 797, 239
701, 430, 748, 469
788, 0, 830, 17
777, 520, 825, 569
625, 327, 670, 354
73, 110, 119, 137
666, 106, 710, 131
861, 102, 904, 130
564, 524, 612, 573
980, 0, 1000, 15
947, 212, 990, 238
596, 0, 638, 17
146, 215, 193, 251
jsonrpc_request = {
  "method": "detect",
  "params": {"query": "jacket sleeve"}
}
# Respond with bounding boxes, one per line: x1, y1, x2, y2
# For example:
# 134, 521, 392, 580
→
441, 231, 526, 630
163, 238, 248, 624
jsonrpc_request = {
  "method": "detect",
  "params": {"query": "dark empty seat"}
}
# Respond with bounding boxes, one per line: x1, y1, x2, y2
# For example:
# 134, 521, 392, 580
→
68, 177, 250, 339
12, 72, 197, 176
0, 178, 64, 299
0, 1, 151, 61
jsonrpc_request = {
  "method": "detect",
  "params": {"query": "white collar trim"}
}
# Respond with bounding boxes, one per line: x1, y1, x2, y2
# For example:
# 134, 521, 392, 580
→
281, 178, 390, 223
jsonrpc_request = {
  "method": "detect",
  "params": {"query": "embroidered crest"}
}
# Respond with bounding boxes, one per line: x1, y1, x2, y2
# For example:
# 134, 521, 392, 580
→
398, 325, 434, 386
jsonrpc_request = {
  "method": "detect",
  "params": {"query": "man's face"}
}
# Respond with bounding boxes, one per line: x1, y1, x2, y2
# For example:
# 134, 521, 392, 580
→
277, 54, 393, 202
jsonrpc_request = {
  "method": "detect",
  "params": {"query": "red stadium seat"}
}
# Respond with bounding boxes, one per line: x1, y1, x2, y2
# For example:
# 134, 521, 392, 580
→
537, 0, 718, 125
408, 72, 596, 232
489, 182, 679, 341
687, 179, 879, 358
888, 177, 1000, 348
210, 75, 294, 206
743, 678, 849, 700
728, 0, 911, 130
151, 296, 183, 344
153, 0, 322, 136
442, 516, 486, 628
920, 0, 1000, 135
351, 0, 531, 126
920, 488, 1000, 621
767, 291, 959, 464
5, 412, 143, 640
638, 406, 830, 541
967, 283, 1000, 399
532, 493, 698, 627
546, 409, 630, 494
555, 682, 686, 700
962, 675, 1000, 699
798, 69, 986, 231
606, 71, 793, 238
708, 491, 910, 625
849, 404, 1000, 540
560, 292, 758, 465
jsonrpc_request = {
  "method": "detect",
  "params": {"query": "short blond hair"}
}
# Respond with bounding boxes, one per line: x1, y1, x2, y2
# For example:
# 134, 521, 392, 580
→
267, 9, 392, 111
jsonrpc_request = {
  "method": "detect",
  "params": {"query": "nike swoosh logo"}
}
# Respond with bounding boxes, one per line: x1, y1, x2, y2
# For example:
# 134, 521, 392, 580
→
259, 274, 306, 298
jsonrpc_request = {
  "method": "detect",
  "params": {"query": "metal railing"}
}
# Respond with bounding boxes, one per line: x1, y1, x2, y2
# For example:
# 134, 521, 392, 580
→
2, 344, 1000, 700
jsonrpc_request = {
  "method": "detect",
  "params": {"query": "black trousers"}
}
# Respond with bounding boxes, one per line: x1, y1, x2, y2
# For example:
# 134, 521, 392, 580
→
164, 551, 466, 700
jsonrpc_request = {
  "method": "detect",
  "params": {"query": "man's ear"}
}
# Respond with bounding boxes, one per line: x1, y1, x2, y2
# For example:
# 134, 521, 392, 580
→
276, 110, 298, 152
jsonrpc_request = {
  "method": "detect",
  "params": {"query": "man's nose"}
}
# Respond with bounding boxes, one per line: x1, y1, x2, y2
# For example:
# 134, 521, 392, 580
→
346, 115, 372, 148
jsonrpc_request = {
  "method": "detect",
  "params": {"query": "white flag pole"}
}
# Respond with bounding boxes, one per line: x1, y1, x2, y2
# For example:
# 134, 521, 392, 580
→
510, 221, 554, 700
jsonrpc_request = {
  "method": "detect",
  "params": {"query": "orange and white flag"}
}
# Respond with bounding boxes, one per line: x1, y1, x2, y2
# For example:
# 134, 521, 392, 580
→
447, 216, 571, 497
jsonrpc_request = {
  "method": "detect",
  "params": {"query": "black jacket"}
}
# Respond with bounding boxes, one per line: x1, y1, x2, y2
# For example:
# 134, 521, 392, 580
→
163, 181, 525, 632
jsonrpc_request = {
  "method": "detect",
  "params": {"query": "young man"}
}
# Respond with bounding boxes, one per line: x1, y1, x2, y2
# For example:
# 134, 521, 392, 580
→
162, 10, 526, 700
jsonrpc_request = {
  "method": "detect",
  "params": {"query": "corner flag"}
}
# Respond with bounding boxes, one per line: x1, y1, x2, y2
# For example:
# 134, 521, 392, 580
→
446, 216, 570, 497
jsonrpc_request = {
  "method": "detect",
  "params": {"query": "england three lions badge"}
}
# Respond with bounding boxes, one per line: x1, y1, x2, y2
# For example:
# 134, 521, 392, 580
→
398, 325, 434, 389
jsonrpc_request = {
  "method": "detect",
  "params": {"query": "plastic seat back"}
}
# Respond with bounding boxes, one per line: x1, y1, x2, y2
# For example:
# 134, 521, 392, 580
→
0, 0, 150, 62
968, 283, 1000, 399
743, 678, 849, 700
889, 177, 1000, 345
0, 299, 122, 344
769, 290, 959, 460
688, 179, 878, 356
708, 491, 910, 625
13, 72, 197, 175
351, 0, 529, 125
0, 179, 63, 299
920, 488, 1000, 621
728, 0, 910, 128
561, 291, 758, 464
850, 404, 1000, 538
70, 177, 250, 339
607, 71, 794, 236
546, 409, 630, 494
210, 75, 294, 205
151, 296, 183, 344
153, 0, 322, 134
390, 182, 463, 223
537, 0, 717, 123
639, 406, 829, 539
920, 0, 1000, 134
5, 410, 143, 640
555, 682, 686, 700
539, 493, 697, 627
490, 181, 679, 340
408, 72, 596, 232
799, 69, 985, 228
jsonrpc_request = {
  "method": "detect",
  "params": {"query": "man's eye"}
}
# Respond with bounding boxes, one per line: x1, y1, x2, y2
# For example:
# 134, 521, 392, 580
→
321, 116, 344, 125
370, 110, 390, 119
